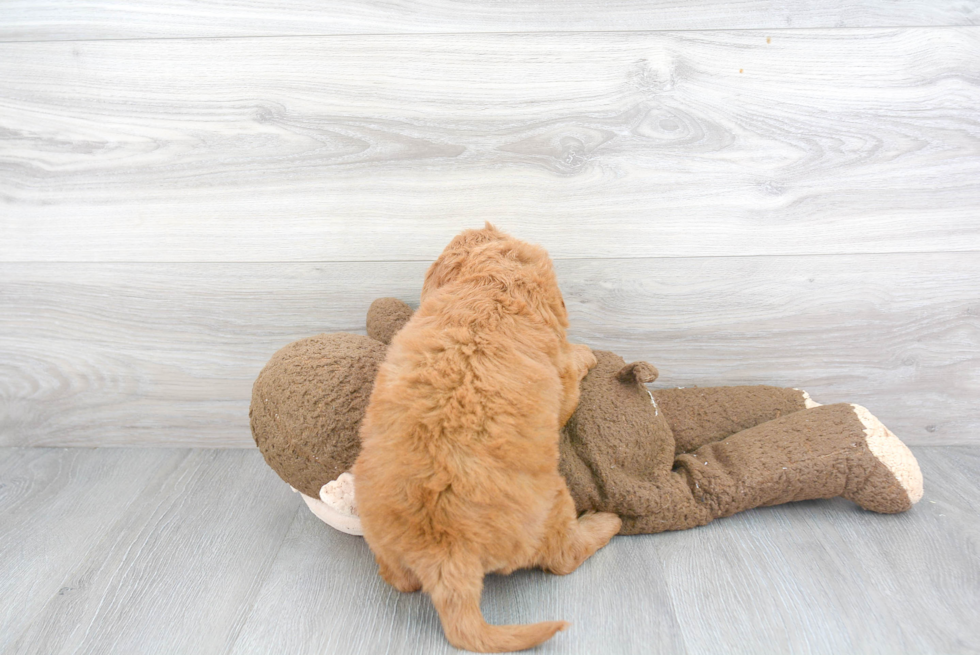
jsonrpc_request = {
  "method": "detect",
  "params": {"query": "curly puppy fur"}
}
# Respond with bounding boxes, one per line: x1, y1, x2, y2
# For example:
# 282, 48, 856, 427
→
353, 224, 621, 652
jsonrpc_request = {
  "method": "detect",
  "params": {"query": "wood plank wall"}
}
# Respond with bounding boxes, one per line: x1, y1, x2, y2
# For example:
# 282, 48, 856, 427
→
1, 3, 978, 447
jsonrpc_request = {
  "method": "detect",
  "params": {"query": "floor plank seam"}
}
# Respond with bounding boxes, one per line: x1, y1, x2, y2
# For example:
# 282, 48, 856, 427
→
223, 498, 305, 655
645, 538, 694, 655
6, 249, 980, 266
3, 23, 979, 47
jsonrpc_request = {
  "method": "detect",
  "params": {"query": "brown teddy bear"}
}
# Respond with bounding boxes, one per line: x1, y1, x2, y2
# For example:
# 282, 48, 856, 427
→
250, 298, 923, 536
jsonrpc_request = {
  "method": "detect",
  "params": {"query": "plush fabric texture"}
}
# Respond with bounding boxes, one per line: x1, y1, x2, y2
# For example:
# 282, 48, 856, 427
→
366, 297, 414, 345
558, 351, 675, 517
653, 385, 810, 455
250, 297, 923, 535
250, 333, 385, 498
617, 402, 917, 534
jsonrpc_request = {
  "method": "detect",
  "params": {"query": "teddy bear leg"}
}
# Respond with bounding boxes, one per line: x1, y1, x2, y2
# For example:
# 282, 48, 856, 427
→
620, 403, 924, 534
670, 403, 923, 519
841, 405, 924, 512
652, 385, 814, 455
616, 475, 715, 534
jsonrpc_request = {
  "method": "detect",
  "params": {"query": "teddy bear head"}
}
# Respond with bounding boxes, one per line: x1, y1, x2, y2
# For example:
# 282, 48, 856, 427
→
249, 298, 411, 497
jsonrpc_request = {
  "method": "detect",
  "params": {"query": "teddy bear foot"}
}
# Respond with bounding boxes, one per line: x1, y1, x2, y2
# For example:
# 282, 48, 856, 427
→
794, 388, 823, 409
843, 405, 924, 514
296, 472, 364, 535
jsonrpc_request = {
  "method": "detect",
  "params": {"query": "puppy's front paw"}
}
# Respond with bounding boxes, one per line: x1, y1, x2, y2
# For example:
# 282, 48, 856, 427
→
580, 511, 622, 544
572, 344, 597, 374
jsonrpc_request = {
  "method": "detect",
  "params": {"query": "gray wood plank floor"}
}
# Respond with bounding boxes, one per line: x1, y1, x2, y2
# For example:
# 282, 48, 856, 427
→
1, 446, 976, 654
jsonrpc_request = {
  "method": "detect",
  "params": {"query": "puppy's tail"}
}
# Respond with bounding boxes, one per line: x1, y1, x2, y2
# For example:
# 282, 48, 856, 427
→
425, 551, 568, 653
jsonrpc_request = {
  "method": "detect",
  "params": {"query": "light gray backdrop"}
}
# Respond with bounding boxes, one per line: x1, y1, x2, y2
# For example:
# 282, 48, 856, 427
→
2, 2, 978, 448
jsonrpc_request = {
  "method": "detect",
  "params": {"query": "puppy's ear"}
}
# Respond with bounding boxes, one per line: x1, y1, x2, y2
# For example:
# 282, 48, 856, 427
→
616, 361, 659, 384
422, 225, 508, 298
422, 249, 465, 299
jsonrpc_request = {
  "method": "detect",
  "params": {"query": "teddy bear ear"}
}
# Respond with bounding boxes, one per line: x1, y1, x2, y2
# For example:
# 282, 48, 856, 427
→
616, 361, 659, 384
366, 298, 414, 345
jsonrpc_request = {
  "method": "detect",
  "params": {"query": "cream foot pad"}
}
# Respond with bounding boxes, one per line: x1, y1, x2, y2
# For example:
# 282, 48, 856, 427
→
852, 404, 924, 505
295, 472, 364, 536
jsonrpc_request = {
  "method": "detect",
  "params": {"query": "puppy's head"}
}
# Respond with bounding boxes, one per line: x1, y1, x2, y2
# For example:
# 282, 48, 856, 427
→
422, 223, 569, 329
422, 222, 507, 299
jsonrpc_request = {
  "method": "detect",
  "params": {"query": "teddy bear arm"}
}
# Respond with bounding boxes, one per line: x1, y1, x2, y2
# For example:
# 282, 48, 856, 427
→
619, 402, 923, 534
651, 385, 811, 455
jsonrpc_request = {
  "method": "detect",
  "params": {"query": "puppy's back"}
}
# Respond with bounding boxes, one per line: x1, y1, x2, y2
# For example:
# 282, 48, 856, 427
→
356, 293, 568, 559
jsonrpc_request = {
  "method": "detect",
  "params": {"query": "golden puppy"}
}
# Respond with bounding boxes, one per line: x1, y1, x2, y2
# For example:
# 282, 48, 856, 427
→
353, 224, 622, 652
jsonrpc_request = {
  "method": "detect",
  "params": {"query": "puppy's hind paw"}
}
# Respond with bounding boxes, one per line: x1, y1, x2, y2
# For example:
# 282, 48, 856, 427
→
580, 511, 622, 544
